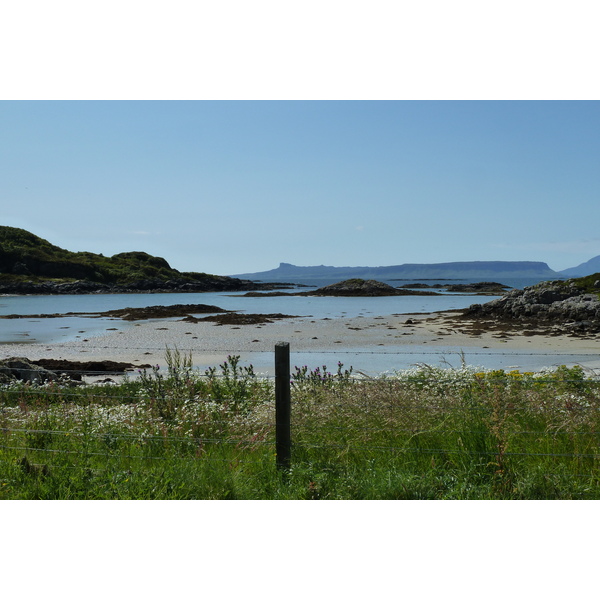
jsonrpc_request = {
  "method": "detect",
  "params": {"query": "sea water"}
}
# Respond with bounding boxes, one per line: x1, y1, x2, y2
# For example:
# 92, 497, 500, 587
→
202, 348, 598, 377
2, 275, 589, 374
0, 275, 554, 345
0, 285, 497, 344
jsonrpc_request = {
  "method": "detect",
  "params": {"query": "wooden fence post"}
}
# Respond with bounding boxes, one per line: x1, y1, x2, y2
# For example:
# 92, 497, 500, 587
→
275, 342, 291, 470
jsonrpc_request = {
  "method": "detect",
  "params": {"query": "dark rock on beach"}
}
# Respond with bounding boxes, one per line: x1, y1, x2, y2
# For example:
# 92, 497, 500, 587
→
0, 303, 231, 322
98, 304, 229, 321
0, 357, 147, 384
32, 359, 150, 377
461, 275, 600, 336
0, 304, 298, 327
181, 313, 300, 325
0, 357, 58, 384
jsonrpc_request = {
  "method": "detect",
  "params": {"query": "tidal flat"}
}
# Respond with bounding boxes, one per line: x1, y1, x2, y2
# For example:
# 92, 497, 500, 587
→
1, 310, 598, 377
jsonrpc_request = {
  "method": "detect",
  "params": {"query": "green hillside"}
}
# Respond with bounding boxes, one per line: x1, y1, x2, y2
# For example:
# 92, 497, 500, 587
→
0, 226, 229, 289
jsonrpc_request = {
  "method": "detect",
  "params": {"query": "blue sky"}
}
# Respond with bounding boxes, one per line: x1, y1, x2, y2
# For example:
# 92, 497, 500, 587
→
2, 100, 599, 275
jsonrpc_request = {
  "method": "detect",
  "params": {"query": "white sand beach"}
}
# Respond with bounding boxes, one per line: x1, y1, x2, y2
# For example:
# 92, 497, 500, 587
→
2, 311, 599, 375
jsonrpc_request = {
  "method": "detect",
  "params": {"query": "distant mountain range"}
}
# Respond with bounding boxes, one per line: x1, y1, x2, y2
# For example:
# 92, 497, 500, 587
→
232, 261, 564, 282
233, 258, 600, 283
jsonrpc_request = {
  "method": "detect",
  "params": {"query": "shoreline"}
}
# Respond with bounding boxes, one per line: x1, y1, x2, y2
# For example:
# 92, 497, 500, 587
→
1, 311, 599, 376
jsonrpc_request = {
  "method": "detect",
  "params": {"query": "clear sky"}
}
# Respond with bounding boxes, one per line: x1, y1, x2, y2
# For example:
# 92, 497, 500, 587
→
2, 100, 599, 275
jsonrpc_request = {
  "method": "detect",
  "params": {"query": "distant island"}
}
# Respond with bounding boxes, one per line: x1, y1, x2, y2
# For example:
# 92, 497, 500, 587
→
232, 261, 560, 282
240, 278, 511, 297
0, 226, 287, 295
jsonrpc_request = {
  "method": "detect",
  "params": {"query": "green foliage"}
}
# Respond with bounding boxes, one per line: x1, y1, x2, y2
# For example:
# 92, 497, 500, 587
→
2, 358, 600, 499
135, 350, 268, 423
555, 273, 600, 299
203, 354, 260, 402
0, 225, 222, 285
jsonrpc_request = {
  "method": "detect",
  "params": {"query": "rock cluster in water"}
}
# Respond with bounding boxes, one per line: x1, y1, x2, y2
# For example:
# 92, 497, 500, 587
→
398, 281, 510, 295
300, 279, 441, 297
0, 277, 292, 295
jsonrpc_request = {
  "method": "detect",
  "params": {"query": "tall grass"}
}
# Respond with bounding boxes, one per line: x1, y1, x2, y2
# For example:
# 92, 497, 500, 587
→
1, 351, 599, 499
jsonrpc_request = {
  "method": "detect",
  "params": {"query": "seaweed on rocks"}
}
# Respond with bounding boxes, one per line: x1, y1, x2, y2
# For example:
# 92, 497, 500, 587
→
460, 275, 600, 336
181, 313, 300, 325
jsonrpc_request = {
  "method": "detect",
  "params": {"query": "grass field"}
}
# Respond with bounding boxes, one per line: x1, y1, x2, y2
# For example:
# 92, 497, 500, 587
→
1, 352, 599, 499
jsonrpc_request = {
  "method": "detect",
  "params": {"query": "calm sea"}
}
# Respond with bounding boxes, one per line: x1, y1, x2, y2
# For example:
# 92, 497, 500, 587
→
0, 275, 550, 345
1, 275, 595, 373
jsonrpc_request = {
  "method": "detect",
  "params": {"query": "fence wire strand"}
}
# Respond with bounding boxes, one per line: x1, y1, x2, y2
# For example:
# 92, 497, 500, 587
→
2, 342, 599, 358
3, 345, 600, 498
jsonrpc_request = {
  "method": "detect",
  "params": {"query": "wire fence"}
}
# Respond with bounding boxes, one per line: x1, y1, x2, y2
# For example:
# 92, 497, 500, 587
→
4, 340, 600, 358
2, 343, 599, 375
2, 343, 600, 498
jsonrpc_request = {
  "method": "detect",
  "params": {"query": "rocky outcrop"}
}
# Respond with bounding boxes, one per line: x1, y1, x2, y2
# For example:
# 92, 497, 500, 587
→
0, 277, 292, 295
397, 281, 510, 295
98, 303, 228, 321
0, 358, 59, 384
0, 357, 146, 384
300, 279, 441, 297
444, 282, 510, 295
182, 312, 300, 325
463, 277, 600, 335
0, 303, 228, 321
33, 359, 148, 380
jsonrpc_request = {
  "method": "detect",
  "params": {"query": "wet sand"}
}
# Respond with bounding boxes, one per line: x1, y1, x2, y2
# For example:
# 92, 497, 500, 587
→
1, 311, 599, 375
